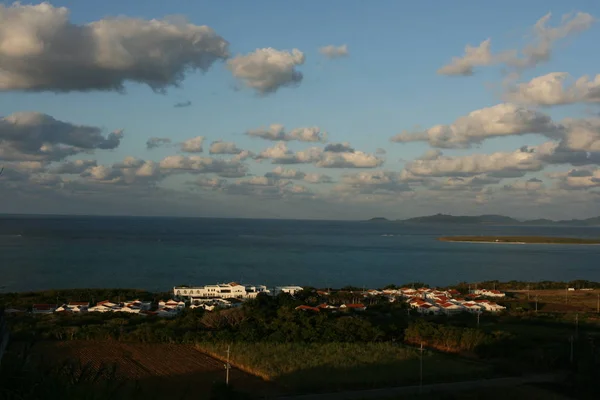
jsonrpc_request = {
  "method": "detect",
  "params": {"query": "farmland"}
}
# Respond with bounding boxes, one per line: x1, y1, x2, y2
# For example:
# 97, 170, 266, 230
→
196, 341, 492, 393
508, 289, 599, 313
29, 341, 273, 398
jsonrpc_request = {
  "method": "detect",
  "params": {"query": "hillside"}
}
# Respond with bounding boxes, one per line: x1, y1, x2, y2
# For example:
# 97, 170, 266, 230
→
367, 214, 600, 226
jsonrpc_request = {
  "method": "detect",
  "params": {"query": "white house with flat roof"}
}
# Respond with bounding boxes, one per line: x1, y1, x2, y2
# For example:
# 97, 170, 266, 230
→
174, 283, 270, 299
273, 286, 304, 296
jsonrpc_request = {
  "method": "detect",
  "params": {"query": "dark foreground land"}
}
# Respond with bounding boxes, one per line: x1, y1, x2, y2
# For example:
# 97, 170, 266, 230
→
438, 236, 600, 244
3, 283, 600, 399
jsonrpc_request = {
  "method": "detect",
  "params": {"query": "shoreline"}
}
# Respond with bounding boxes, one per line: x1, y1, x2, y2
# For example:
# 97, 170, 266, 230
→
441, 240, 600, 246
439, 236, 600, 245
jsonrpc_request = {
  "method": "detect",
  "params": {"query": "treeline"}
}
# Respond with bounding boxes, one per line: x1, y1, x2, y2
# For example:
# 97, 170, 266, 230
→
453, 280, 600, 291
5, 293, 401, 344
0, 288, 171, 310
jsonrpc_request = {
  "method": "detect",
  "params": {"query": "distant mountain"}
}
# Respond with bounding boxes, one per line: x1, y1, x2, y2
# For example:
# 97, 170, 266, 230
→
401, 213, 520, 225
367, 214, 600, 226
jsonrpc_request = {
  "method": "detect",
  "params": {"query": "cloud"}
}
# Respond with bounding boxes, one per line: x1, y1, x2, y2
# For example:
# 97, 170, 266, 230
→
319, 44, 349, 59
0, 111, 123, 162
431, 175, 502, 191
80, 157, 161, 185
406, 148, 543, 177
324, 142, 354, 153
159, 155, 247, 177
337, 170, 413, 194
0, 3, 229, 92
174, 100, 192, 108
192, 177, 227, 189
181, 136, 205, 153
391, 103, 560, 148
146, 137, 172, 149
257, 142, 322, 164
549, 168, 600, 189
50, 159, 97, 174
227, 48, 305, 94
265, 166, 306, 180
246, 124, 326, 142
317, 150, 384, 168
438, 12, 595, 76
503, 177, 545, 191
303, 173, 333, 184
505, 72, 600, 106
375, 148, 387, 155
209, 140, 244, 155
416, 149, 443, 161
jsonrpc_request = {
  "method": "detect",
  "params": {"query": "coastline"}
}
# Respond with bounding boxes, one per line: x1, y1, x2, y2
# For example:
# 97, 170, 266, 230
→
440, 239, 600, 245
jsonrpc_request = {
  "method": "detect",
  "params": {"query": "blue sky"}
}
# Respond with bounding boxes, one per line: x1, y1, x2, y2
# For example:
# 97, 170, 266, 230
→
1, 1, 599, 219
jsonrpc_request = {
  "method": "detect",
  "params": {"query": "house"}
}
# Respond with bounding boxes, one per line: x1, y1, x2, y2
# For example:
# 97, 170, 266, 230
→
438, 302, 464, 315
55, 303, 88, 313
274, 286, 304, 296
159, 300, 185, 310
416, 303, 441, 315
295, 305, 320, 312
124, 300, 151, 311
32, 304, 57, 314
462, 302, 483, 313
174, 282, 258, 299
340, 303, 367, 311
317, 303, 338, 310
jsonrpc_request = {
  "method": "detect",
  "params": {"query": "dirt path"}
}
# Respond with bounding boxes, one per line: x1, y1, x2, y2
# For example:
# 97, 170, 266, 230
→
275, 373, 563, 400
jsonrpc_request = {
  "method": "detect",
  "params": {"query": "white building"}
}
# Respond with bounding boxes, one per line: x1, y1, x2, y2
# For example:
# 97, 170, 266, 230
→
273, 286, 304, 296
174, 282, 269, 299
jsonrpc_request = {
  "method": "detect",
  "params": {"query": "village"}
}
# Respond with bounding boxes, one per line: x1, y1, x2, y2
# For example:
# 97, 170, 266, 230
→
14, 283, 508, 318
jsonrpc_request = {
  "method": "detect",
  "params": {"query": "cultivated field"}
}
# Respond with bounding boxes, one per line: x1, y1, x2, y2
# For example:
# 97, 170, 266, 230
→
31, 341, 273, 398
196, 341, 492, 393
509, 289, 600, 313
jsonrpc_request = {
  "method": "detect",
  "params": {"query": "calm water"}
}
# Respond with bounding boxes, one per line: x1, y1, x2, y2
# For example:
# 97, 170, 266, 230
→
1, 215, 599, 292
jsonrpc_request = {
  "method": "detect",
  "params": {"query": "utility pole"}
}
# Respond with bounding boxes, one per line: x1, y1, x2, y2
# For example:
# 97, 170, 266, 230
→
527, 284, 530, 301
597, 294, 599, 314
575, 314, 579, 338
535, 295, 538, 313
477, 311, 480, 328
569, 335, 574, 364
225, 345, 231, 386
419, 342, 424, 393
565, 286, 568, 304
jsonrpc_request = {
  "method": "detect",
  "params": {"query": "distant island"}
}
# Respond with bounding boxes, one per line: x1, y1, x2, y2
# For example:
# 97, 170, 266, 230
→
439, 236, 600, 245
367, 213, 600, 226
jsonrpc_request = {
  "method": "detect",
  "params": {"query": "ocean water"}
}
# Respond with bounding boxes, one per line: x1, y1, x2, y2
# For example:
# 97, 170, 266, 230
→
1, 215, 599, 292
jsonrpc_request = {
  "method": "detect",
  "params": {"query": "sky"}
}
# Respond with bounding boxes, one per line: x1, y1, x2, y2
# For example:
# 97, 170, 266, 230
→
1, 1, 600, 220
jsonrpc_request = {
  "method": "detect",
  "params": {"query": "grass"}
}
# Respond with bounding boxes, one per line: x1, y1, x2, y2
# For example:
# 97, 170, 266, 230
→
196, 342, 492, 393
439, 236, 600, 244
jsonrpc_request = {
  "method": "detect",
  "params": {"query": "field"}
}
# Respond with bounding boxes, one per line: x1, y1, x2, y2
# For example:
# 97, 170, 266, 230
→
196, 342, 493, 393
509, 289, 600, 313
30, 341, 273, 398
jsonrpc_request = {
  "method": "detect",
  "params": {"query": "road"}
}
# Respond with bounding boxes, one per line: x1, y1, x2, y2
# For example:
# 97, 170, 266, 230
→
275, 373, 563, 400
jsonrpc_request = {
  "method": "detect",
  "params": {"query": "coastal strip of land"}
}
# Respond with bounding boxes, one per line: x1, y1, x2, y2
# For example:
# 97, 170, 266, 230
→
438, 236, 600, 244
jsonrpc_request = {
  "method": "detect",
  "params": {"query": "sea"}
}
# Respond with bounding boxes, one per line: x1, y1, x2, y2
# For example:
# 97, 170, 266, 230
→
1, 215, 599, 292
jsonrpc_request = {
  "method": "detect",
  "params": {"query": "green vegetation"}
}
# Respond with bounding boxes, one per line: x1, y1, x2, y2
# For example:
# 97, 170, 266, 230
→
439, 236, 600, 244
196, 341, 490, 392
369, 213, 600, 226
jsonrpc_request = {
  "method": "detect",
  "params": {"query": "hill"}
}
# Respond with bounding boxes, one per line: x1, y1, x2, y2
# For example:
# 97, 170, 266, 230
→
367, 214, 600, 226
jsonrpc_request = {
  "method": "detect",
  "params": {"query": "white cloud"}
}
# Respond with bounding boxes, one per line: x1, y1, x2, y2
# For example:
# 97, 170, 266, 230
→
246, 124, 326, 142
416, 149, 443, 161
159, 155, 247, 177
265, 166, 305, 180
81, 157, 161, 184
505, 72, 600, 106
549, 168, 600, 189
209, 140, 244, 155
339, 170, 412, 194
503, 177, 545, 191
227, 48, 305, 94
0, 3, 229, 92
181, 136, 205, 153
257, 142, 322, 164
146, 137, 172, 149
0, 111, 123, 162
193, 177, 227, 189
391, 103, 560, 148
438, 12, 595, 76
406, 148, 543, 177
319, 44, 349, 59
317, 151, 384, 168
